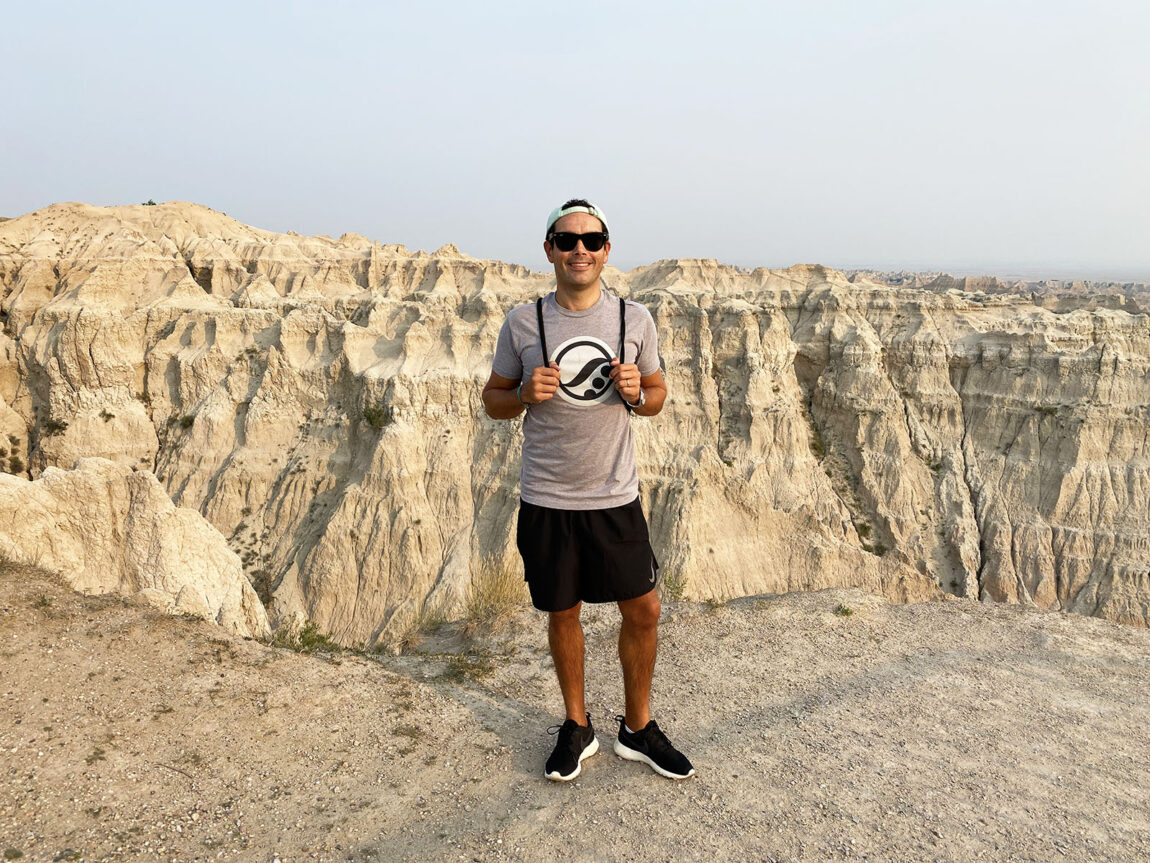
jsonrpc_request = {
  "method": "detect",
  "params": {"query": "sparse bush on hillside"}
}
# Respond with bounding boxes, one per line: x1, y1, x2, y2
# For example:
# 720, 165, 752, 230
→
660, 567, 686, 601
266, 621, 339, 654
809, 425, 826, 460
363, 403, 392, 430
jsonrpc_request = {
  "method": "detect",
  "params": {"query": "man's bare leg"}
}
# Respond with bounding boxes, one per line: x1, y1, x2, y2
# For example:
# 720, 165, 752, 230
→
617, 590, 661, 730
548, 602, 587, 724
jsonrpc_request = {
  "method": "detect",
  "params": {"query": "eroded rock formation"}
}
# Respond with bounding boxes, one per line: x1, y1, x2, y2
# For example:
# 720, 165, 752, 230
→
1, 202, 1147, 642
0, 457, 269, 637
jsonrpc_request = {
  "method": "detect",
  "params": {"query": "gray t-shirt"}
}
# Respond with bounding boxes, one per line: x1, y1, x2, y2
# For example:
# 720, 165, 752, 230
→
492, 287, 661, 510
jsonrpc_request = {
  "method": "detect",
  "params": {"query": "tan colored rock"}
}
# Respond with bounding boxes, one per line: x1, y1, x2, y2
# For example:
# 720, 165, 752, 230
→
0, 457, 269, 637
1, 202, 1147, 644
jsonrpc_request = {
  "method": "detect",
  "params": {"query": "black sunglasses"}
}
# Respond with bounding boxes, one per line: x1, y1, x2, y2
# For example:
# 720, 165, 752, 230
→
548, 231, 609, 252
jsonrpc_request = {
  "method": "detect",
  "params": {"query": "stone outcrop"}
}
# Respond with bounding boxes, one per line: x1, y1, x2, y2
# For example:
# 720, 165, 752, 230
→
0, 457, 269, 637
1, 202, 1147, 643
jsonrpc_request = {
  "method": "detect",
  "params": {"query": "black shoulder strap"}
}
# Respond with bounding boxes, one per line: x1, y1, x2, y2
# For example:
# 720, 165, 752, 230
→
536, 296, 549, 363
618, 296, 626, 363
537, 292, 628, 370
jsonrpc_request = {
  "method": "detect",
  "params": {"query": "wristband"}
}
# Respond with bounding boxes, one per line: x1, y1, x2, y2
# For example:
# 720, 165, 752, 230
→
516, 383, 529, 406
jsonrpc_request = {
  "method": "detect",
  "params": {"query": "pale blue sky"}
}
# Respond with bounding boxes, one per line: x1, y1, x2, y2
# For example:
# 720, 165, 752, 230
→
4, 0, 1148, 279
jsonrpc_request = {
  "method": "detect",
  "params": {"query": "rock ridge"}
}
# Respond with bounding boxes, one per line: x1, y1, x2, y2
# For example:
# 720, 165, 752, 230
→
1, 202, 1147, 643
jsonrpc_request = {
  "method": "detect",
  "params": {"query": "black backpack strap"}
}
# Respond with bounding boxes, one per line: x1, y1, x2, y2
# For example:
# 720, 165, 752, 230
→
619, 296, 638, 412
536, 296, 549, 363
618, 296, 626, 363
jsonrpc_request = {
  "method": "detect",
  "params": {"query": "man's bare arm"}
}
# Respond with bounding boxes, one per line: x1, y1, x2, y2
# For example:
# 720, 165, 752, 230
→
482, 364, 563, 419
482, 371, 525, 419
632, 368, 667, 417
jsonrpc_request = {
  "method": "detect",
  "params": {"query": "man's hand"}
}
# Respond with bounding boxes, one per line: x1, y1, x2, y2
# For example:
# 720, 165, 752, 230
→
521, 362, 561, 405
609, 359, 642, 405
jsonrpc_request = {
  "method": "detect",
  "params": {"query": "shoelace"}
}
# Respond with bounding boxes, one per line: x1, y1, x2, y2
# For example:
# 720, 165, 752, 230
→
547, 713, 592, 743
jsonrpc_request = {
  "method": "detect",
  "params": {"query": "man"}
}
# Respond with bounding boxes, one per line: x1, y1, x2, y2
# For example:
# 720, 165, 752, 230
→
481, 199, 694, 782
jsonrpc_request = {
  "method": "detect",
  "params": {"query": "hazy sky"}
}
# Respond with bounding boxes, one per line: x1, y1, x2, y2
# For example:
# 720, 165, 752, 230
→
4, 0, 1148, 279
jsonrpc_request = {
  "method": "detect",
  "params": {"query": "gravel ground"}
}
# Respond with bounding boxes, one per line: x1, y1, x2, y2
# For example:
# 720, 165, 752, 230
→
2, 564, 1148, 863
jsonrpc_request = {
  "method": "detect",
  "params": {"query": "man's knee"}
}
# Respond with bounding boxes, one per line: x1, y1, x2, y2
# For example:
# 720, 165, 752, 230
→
619, 590, 661, 629
549, 602, 583, 629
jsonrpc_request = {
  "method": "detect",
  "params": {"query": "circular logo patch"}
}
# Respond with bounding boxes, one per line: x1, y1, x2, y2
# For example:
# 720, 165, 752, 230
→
551, 335, 617, 406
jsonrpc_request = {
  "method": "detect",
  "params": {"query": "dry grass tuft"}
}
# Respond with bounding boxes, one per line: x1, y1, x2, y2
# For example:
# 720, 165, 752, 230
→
462, 558, 528, 638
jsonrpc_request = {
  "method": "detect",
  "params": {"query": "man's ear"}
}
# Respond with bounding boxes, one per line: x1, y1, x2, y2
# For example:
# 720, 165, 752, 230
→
544, 240, 555, 263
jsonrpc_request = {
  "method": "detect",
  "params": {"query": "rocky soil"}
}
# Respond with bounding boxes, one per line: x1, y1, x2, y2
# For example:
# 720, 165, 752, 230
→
3, 564, 1147, 863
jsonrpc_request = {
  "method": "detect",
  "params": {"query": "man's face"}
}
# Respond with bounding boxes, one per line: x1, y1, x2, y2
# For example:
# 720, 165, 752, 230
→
544, 212, 611, 292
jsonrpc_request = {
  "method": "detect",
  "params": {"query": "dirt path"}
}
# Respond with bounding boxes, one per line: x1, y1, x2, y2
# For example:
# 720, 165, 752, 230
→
2, 565, 1148, 862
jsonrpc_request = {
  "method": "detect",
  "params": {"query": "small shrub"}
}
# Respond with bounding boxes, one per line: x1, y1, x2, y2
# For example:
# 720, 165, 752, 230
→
4, 848, 24, 860
440, 651, 496, 683
33, 595, 51, 609
143, 199, 157, 206
7, 457, 23, 474
179, 415, 195, 429
99, 409, 115, 422
43, 418, 68, 436
1035, 405, 1058, 417
809, 426, 826, 460
856, 523, 872, 540
363, 403, 392, 430
833, 604, 854, 617
268, 621, 338, 654
660, 568, 687, 602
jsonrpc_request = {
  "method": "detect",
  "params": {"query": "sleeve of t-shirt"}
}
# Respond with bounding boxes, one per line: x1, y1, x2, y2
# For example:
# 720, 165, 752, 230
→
633, 304, 661, 377
491, 313, 523, 382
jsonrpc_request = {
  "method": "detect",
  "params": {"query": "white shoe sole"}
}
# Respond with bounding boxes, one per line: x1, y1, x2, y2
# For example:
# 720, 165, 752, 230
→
545, 735, 599, 782
613, 739, 695, 780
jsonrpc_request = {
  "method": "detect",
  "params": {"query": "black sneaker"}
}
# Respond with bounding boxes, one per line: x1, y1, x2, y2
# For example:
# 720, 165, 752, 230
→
613, 715, 695, 780
544, 712, 599, 781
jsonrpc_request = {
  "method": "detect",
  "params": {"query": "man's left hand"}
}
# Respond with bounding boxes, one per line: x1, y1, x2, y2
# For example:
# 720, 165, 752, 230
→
609, 359, 642, 405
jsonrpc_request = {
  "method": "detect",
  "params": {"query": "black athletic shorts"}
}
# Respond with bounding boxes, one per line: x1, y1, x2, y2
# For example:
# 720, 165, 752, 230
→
516, 496, 660, 612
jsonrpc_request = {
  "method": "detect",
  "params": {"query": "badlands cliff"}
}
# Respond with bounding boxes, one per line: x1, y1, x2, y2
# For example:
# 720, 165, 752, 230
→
0, 457, 268, 638
1, 202, 1147, 644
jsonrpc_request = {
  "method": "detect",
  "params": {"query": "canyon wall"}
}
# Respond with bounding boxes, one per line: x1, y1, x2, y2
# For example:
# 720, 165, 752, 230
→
1, 203, 1147, 643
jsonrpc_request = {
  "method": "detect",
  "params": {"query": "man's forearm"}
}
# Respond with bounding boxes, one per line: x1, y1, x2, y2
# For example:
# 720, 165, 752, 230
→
630, 384, 666, 417
482, 385, 527, 420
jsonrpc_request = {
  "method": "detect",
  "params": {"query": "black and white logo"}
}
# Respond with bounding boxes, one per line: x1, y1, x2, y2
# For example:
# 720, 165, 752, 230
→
551, 335, 616, 406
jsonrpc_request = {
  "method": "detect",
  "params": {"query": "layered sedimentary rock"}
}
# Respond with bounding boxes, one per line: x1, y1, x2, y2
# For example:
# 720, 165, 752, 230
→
1, 202, 1147, 643
0, 457, 269, 637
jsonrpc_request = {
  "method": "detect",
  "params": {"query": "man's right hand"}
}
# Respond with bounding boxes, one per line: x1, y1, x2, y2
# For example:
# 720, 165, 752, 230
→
521, 363, 561, 405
